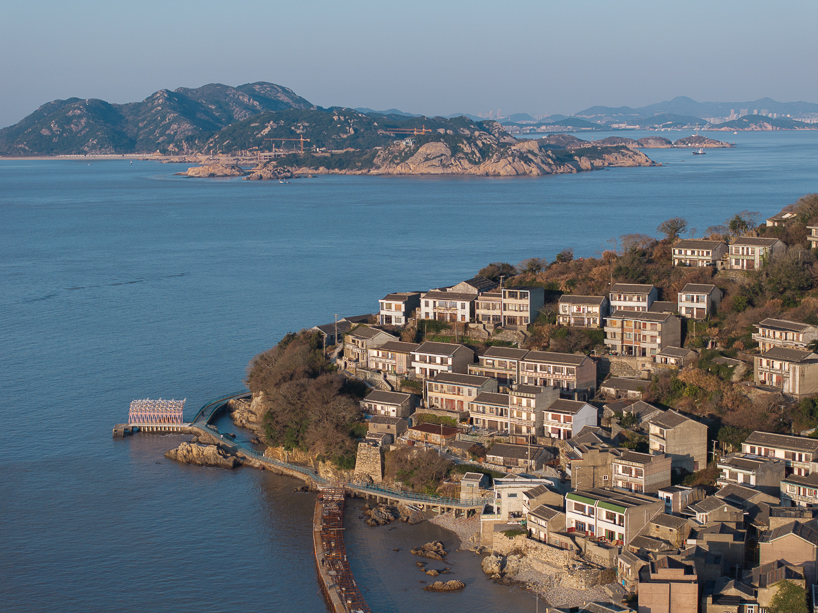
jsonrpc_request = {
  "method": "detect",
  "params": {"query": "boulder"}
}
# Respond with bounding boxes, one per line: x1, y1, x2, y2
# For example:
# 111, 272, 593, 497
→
164, 442, 239, 469
424, 580, 465, 592
481, 554, 505, 575
411, 541, 447, 561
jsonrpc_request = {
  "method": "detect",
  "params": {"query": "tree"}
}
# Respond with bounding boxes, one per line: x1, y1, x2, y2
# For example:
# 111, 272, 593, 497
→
657, 217, 688, 241
555, 248, 574, 263
620, 233, 656, 253
479, 262, 517, 282
727, 210, 761, 236
768, 580, 807, 613
518, 257, 548, 275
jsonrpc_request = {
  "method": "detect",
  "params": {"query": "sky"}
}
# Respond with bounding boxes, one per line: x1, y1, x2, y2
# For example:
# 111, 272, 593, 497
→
1, 0, 817, 128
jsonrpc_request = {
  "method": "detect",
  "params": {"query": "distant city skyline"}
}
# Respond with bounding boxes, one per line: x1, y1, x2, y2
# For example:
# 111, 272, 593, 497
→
1, 0, 816, 128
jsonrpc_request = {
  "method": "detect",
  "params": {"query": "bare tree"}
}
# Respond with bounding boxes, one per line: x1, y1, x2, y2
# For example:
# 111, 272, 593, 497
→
657, 217, 688, 241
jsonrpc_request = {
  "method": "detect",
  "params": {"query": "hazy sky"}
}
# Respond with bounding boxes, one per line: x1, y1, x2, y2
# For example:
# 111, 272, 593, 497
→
1, 0, 816, 127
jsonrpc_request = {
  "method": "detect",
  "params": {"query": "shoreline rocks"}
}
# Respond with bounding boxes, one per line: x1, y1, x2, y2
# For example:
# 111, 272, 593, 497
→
164, 442, 240, 469
175, 163, 247, 178
424, 580, 465, 592
411, 541, 448, 561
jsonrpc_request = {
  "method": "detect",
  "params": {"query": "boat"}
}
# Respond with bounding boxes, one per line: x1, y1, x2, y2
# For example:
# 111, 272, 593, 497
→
693, 148, 706, 155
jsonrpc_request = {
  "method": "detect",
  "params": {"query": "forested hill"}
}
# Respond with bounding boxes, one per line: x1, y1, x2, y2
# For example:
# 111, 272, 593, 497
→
0, 82, 313, 156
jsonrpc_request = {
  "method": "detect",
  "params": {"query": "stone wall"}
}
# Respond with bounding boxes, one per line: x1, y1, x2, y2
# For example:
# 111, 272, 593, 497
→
353, 442, 383, 484
603, 356, 653, 379
491, 533, 616, 589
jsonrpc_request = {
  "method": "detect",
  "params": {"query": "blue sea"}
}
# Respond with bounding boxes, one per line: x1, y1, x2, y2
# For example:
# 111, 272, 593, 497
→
1, 130, 816, 611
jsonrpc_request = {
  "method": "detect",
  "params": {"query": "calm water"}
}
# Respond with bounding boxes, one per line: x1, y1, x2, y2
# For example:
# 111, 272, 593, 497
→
1, 131, 816, 612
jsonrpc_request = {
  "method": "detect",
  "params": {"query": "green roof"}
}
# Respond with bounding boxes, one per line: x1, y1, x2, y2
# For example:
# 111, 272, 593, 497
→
567, 492, 597, 506
598, 500, 627, 514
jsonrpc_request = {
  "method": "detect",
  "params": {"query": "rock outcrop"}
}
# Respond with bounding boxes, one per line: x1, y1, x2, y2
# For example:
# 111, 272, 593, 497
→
227, 395, 265, 434
164, 442, 239, 468
411, 541, 448, 561
176, 163, 247, 178
424, 580, 465, 592
636, 136, 674, 148
673, 135, 733, 148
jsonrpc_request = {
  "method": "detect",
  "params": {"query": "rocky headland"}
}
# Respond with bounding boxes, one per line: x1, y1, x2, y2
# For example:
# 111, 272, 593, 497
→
164, 441, 240, 468
176, 163, 247, 178
673, 135, 733, 148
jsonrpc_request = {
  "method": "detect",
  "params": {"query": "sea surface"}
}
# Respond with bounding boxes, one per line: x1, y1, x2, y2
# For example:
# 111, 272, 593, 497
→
1, 130, 816, 612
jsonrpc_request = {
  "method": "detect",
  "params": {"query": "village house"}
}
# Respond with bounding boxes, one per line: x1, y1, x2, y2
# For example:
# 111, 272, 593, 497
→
378, 292, 420, 326
558, 294, 610, 329
621, 400, 665, 431
637, 557, 699, 613
604, 311, 682, 358
754, 347, 818, 397
717, 452, 786, 497
366, 415, 408, 446
570, 446, 619, 490
808, 224, 818, 250
506, 385, 560, 438
526, 503, 566, 546
406, 423, 459, 446
367, 340, 418, 375
541, 398, 597, 441
459, 472, 489, 501
519, 350, 598, 400
780, 472, 818, 507
467, 346, 529, 388
468, 391, 510, 433
426, 372, 497, 414
714, 484, 778, 526
565, 488, 664, 545
653, 347, 698, 369
419, 277, 498, 323
752, 318, 818, 352
474, 290, 502, 326
701, 578, 758, 613
599, 377, 650, 400
310, 314, 372, 347
728, 236, 785, 270
648, 410, 708, 473
677, 283, 722, 319
485, 443, 553, 473
617, 550, 649, 595
686, 496, 745, 525
671, 238, 728, 268
648, 301, 677, 315
344, 326, 398, 369
687, 521, 747, 570
744, 560, 806, 611
419, 289, 476, 323
742, 431, 818, 477
360, 390, 416, 419
501, 286, 545, 329
758, 520, 818, 586
657, 485, 705, 515
609, 283, 658, 313
611, 451, 672, 495
487, 476, 555, 522
766, 211, 799, 226
410, 341, 475, 379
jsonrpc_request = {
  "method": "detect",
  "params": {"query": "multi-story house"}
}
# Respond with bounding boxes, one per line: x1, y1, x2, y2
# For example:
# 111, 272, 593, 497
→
754, 347, 818, 397
728, 237, 785, 270
565, 488, 664, 544
604, 311, 682, 358
486, 444, 553, 473
677, 283, 722, 319
766, 211, 798, 226
671, 238, 728, 267
609, 283, 658, 313
558, 295, 610, 328
419, 290, 476, 323
474, 290, 502, 326
541, 398, 597, 441
752, 318, 818, 352
507, 385, 560, 437
361, 390, 416, 418
759, 521, 818, 586
808, 224, 818, 250
410, 341, 475, 379
311, 314, 372, 347
367, 340, 419, 375
526, 504, 566, 546
344, 326, 398, 368
519, 350, 598, 400
638, 558, 699, 613
741, 431, 818, 477
420, 277, 499, 323
716, 453, 786, 497
780, 472, 818, 507
611, 451, 672, 494
648, 410, 708, 473
426, 372, 497, 414
469, 391, 510, 432
378, 292, 420, 326
502, 286, 544, 329
468, 346, 529, 388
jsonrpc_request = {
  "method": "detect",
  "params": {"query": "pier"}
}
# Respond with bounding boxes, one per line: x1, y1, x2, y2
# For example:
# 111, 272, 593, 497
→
313, 487, 371, 613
